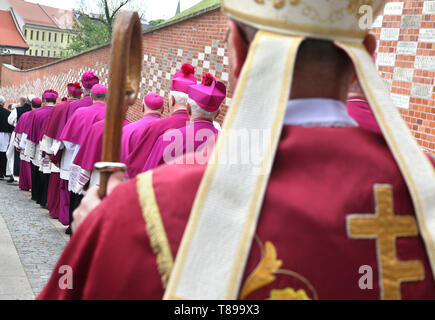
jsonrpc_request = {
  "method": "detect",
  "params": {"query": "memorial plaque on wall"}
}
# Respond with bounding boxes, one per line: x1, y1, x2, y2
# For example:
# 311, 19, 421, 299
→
377, 53, 396, 66
397, 42, 418, 55
423, 1, 435, 14
393, 67, 414, 82
383, 2, 404, 15
401, 15, 421, 29
415, 56, 435, 72
391, 93, 410, 109
411, 83, 433, 100
380, 28, 400, 41
419, 29, 435, 43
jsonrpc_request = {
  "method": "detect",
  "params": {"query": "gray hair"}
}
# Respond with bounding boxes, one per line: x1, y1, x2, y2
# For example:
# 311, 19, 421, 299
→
0, 96, 5, 105
170, 91, 189, 106
188, 98, 219, 119
91, 92, 106, 101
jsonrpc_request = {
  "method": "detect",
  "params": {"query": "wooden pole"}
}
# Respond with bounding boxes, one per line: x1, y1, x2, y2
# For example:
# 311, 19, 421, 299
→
97, 11, 143, 199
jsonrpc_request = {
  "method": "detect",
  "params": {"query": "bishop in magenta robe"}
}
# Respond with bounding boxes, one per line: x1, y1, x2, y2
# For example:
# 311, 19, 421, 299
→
53, 72, 99, 231
70, 119, 131, 195
143, 74, 225, 171
13, 110, 33, 191
125, 64, 197, 178
25, 90, 58, 207
58, 84, 107, 232
41, 82, 83, 220
120, 93, 163, 162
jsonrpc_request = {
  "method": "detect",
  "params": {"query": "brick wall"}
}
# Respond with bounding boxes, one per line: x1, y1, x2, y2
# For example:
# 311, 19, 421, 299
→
0, 54, 58, 86
0, 7, 230, 124
0, 2, 434, 152
371, 0, 435, 152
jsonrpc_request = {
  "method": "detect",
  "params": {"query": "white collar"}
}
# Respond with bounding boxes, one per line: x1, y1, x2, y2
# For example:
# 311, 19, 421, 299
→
284, 98, 358, 127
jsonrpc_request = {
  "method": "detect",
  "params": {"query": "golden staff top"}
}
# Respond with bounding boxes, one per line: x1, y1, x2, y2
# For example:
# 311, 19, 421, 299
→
95, 11, 143, 199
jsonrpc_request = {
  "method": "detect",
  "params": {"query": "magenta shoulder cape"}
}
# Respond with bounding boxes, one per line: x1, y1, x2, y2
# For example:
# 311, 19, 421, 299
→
74, 119, 131, 171
55, 95, 93, 140
43, 100, 71, 139
14, 111, 32, 135
21, 109, 37, 136
28, 106, 55, 143
59, 102, 106, 145
120, 114, 161, 162
143, 120, 218, 171
125, 110, 189, 178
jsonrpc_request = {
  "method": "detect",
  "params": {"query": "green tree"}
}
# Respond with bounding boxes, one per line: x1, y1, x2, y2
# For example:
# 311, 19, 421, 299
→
67, 15, 111, 55
68, 0, 146, 55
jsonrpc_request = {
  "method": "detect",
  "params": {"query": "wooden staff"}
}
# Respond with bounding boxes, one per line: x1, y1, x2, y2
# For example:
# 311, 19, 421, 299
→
95, 11, 143, 199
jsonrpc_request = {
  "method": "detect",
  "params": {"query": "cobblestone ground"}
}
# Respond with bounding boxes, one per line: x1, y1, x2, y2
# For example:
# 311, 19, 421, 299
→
0, 180, 67, 297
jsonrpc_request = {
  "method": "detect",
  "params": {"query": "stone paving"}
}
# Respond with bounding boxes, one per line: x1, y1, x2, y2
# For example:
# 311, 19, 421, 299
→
0, 179, 68, 299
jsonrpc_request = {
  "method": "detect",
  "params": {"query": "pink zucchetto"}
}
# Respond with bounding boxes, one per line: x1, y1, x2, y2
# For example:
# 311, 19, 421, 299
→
81, 71, 100, 90
91, 84, 107, 95
144, 93, 164, 110
188, 73, 226, 112
32, 97, 42, 105
67, 82, 83, 96
42, 89, 59, 100
171, 63, 197, 94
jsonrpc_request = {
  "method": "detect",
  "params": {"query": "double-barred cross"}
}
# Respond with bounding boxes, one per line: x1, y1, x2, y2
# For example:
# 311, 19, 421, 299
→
347, 184, 425, 300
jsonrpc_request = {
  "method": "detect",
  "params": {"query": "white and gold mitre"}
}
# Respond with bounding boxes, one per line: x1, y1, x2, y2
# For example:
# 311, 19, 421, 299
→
164, 0, 435, 300
222, 0, 384, 42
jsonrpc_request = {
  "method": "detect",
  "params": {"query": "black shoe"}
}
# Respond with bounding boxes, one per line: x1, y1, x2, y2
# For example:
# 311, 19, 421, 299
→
0, 175, 5, 180
65, 226, 72, 235
40, 204, 48, 210
6, 176, 14, 183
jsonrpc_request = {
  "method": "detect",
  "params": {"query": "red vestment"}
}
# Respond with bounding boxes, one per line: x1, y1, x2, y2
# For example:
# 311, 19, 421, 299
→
38, 125, 435, 300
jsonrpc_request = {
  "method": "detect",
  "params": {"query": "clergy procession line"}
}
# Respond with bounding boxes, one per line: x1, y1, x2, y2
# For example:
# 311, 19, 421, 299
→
0, 64, 226, 236
1, 0, 435, 300
0, 59, 391, 241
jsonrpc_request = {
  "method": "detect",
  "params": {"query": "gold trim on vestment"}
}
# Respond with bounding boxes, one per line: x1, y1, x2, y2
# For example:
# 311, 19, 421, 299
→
226, 34, 303, 299
164, 32, 304, 300
137, 171, 174, 288
163, 31, 265, 300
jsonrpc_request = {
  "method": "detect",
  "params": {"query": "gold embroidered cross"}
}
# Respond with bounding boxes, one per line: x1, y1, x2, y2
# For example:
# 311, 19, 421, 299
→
347, 184, 425, 300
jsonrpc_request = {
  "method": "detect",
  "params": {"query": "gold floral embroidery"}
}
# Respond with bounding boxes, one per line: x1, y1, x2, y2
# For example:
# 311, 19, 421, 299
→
347, 185, 425, 300
240, 241, 282, 300
240, 238, 318, 300
268, 288, 311, 300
